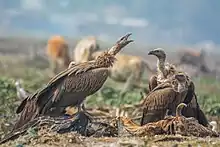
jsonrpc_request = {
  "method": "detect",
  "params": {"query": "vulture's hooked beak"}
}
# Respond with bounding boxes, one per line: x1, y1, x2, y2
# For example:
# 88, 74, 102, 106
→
148, 50, 154, 55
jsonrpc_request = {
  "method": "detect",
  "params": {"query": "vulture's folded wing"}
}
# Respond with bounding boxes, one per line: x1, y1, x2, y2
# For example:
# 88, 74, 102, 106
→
141, 87, 176, 125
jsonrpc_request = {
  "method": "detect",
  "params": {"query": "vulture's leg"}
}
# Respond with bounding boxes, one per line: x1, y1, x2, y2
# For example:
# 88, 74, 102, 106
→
67, 103, 93, 122
58, 110, 91, 136
60, 104, 93, 136
81, 103, 93, 121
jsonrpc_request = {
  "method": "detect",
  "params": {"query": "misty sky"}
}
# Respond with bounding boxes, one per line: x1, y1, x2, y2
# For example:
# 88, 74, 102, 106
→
0, 0, 219, 46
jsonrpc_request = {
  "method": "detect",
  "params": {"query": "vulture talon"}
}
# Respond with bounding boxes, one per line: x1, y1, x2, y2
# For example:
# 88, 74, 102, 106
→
57, 111, 91, 136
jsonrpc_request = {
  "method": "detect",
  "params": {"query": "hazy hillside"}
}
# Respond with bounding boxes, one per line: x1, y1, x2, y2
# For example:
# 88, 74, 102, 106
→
0, 0, 219, 51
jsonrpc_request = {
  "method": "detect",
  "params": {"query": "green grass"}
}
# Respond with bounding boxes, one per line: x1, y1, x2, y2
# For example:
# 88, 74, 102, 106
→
0, 54, 220, 145
193, 77, 220, 116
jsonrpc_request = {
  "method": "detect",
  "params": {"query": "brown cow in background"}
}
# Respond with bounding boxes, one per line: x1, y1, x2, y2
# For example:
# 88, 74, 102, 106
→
91, 51, 154, 97
177, 49, 210, 73
46, 35, 71, 75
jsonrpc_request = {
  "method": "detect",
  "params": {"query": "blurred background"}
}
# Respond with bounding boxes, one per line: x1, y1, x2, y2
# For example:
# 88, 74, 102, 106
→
0, 0, 220, 48
0, 0, 220, 138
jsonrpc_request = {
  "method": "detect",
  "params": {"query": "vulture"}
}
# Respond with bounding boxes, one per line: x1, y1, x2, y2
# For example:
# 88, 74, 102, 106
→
140, 72, 189, 125
147, 48, 209, 127
15, 80, 30, 100
12, 33, 133, 131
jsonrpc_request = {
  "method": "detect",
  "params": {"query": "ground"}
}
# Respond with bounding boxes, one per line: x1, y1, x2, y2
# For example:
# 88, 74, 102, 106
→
0, 37, 220, 146
2, 133, 220, 147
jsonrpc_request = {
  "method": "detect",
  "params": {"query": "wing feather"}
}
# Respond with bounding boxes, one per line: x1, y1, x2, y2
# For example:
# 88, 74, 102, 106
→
41, 68, 108, 113
36, 61, 96, 98
148, 75, 158, 91
141, 87, 176, 125
17, 61, 103, 115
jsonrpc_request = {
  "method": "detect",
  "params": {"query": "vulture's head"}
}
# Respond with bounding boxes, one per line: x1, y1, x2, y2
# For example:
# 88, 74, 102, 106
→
171, 72, 189, 93
148, 48, 166, 60
15, 80, 22, 88
95, 33, 133, 68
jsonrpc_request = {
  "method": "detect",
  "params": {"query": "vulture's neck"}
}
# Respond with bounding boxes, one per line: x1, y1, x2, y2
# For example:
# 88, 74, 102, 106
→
157, 57, 166, 77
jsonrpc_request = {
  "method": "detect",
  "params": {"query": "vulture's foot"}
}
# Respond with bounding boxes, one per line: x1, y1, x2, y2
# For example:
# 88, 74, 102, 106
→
65, 104, 93, 123
58, 111, 91, 136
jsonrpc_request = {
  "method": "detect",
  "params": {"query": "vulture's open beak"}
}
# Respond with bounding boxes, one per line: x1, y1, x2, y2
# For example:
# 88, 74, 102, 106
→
107, 33, 133, 55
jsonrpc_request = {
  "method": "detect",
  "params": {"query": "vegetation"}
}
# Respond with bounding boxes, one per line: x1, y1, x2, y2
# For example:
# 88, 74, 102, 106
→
0, 54, 220, 146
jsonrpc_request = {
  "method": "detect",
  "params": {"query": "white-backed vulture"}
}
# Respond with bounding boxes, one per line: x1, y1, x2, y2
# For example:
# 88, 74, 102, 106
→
13, 33, 133, 131
147, 48, 209, 127
140, 72, 189, 125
